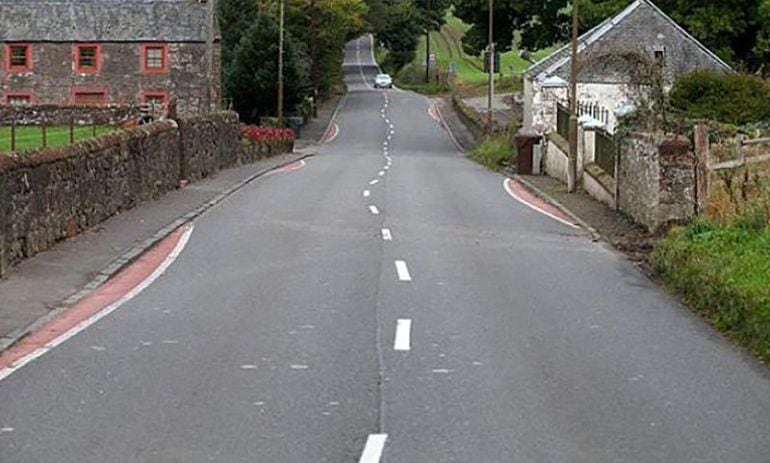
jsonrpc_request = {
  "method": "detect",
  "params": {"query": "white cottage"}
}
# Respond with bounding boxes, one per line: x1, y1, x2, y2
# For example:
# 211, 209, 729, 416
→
522, 0, 731, 137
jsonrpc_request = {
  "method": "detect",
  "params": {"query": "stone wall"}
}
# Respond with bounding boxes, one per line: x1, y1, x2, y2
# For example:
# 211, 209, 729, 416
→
0, 105, 141, 126
179, 112, 240, 181
0, 111, 290, 276
617, 132, 696, 231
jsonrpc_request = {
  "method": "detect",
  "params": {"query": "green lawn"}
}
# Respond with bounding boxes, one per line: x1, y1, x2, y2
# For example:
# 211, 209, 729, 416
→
0, 125, 117, 153
414, 13, 560, 85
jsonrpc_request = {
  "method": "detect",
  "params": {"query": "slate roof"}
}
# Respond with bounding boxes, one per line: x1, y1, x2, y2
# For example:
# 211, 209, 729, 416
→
524, 0, 731, 82
0, 0, 210, 43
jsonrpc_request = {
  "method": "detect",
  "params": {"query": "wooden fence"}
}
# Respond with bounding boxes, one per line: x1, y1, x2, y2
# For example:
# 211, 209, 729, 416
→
694, 124, 770, 217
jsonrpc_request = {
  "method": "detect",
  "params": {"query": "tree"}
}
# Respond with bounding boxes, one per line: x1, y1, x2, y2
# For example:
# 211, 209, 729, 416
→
453, 0, 569, 56
225, 13, 311, 122
286, 0, 368, 94
218, 0, 260, 70
376, 0, 423, 70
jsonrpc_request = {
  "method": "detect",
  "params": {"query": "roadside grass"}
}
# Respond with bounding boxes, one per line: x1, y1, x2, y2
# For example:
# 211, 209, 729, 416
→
0, 125, 117, 153
469, 132, 517, 171
651, 199, 770, 361
409, 13, 559, 87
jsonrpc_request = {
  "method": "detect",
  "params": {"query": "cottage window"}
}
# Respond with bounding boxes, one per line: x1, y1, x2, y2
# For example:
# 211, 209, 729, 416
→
76, 44, 100, 72
6, 93, 32, 106
654, 48, 666, 66
74, 91, 107, 106
142, 90, 168, 109
142, 44, 168, 73
6, 44, 31, 71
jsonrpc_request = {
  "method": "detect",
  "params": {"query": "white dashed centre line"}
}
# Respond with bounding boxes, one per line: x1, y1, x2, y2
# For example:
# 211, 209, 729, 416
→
359, 434, 388, 463
395, 260, 412, 281
378, 171, 385, 176
369, 205, 380, 215
363, 190, 371, 197
369, 179, 379, 185
381, 228, 392, 240
394, 319, 412, 351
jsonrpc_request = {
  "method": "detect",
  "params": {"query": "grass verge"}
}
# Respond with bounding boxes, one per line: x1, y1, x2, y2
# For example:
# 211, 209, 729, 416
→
0, 125, 117, 153
469, 132, 517, 171
651, 206, 770, 361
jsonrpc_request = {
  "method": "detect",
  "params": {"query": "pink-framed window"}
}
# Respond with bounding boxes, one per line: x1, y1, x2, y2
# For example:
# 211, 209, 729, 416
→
141, 43, 168, 74
74, 43, 101, 74
141, 89, 168, 108
5, 43, 32, 72
71, 85, 109, 106
4, 89, 35, 106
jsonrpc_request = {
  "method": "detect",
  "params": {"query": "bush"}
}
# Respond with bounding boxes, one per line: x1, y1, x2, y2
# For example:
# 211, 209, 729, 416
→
651, 210, 770, 360
469, 133, 517, 171
670, 70, 770, 125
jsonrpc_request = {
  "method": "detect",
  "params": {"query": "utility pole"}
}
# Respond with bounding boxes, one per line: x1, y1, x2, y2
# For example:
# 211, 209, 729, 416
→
277, 0, 285, 123
567, 0, 579, 192
486, 0, 494, 133
205, 0, 216, 112
425, 0, 431, 83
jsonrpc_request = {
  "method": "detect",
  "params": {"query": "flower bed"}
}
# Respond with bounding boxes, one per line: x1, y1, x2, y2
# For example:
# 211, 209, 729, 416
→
239, 125, 295, 162
241, 126, 294, 145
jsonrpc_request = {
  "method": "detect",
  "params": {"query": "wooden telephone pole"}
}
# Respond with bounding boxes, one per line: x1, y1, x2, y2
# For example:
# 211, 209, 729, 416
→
277, 0, 285, 122
486, 0, 494, 133
568, 0, 579, 192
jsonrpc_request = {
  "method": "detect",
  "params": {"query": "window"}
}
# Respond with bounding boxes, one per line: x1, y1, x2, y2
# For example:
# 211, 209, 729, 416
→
654, 48, 666, 66
5, 44, 31, 72
141, 44, 168, 73
141, 90, 168, 110
75, 44, 100, 73
72, 87, 108, 106
5, 91, 33, 106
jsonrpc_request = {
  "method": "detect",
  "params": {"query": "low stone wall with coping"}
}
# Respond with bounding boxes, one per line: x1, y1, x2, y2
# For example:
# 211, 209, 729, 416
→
0, 111, 293, 276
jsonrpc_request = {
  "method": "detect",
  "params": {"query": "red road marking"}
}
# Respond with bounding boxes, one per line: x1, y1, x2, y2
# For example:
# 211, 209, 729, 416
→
504, 178, 580, 229
324, 122, 339, 144
427, 106, 441, 123
274, 159, 306, 173
0, 226, 190, 375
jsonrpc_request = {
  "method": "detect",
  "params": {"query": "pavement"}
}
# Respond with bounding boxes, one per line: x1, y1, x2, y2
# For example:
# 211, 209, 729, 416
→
0, 98, 337, 352
1, 35, 770, 462
515, 174, 658, 262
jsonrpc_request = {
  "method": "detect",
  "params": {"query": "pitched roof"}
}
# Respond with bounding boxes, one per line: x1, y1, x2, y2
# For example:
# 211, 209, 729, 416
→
524, 0, 731, 82
0, 0, 211, 43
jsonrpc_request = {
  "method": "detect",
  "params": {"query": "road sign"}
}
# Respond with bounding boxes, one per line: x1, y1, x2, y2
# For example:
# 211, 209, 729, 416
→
483, 51, 501, 73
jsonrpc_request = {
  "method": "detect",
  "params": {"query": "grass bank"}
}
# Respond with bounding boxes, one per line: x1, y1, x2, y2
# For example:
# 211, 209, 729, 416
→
387, 12, 557, 95
0, 125, 117, 153
651, 204, 770, 361
469, 132, 517, 171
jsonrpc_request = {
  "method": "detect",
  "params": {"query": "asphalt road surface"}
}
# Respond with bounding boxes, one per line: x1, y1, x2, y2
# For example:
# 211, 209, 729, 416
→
1, 36, 769, 463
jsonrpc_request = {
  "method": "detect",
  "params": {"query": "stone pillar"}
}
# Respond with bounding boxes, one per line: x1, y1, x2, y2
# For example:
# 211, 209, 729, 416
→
693, 124, 710, 214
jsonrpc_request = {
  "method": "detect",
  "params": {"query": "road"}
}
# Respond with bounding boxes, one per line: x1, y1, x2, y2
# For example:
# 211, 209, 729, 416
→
1, 36, 769, 462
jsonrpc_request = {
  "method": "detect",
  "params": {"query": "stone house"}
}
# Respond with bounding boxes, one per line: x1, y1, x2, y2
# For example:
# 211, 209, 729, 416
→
522, 0, 730, 137
0, 0, 220, 116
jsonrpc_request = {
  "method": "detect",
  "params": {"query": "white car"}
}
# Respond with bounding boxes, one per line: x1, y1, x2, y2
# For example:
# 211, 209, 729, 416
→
374, 74, 393, 89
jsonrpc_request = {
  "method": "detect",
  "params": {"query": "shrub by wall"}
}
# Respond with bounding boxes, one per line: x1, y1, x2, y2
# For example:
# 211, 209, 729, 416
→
670, 71, 770, 125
